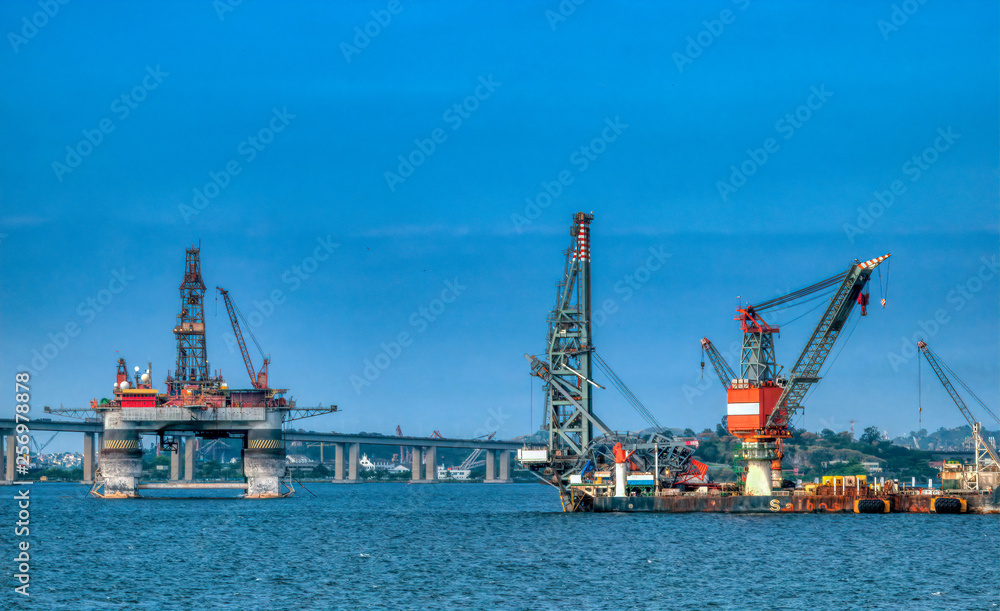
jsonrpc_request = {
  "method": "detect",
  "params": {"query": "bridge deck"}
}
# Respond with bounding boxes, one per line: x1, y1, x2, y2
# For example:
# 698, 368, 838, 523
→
0, 419, 525, 450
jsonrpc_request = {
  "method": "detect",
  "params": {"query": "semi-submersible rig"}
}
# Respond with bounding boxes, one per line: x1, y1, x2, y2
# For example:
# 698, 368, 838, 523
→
519, 212, 1000, 514
59, 246, 336, 498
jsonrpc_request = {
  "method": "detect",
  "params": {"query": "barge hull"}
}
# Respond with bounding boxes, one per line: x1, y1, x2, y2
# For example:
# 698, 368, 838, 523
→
593, 489, 1000, 514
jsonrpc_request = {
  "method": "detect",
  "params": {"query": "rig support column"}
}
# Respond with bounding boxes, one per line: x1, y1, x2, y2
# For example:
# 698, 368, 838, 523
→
170, 442, 181, 481
499, 450, 510, 482
411, 447, 421, 482
426, 446, 437, 481
334, 443, 344, 480
348, 443, 359, 482
82, 432, 95, 483
100, 410, 142, 498
245, 411, 286, 498
96, 432, 103, 469
485, 449, 496, 482
183, 436, 195, 481
5, 433, 15, 481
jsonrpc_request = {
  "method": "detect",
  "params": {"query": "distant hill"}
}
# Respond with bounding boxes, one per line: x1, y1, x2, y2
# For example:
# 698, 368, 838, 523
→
892, 425, 999, 452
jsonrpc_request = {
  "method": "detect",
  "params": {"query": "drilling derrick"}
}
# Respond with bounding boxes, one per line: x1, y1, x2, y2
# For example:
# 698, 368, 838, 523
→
172, 246, 209, 394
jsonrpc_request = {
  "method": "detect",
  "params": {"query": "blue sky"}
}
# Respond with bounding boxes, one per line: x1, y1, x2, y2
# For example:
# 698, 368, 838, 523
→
1, 0, 997, 453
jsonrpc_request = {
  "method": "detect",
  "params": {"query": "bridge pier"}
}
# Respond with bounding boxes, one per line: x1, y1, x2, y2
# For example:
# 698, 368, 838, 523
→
183, 436, 195, 482
498, 450, 511, 482
348, 443, 359, 482
409, 446, 438, 483
483, 449, 511, 483
334, 443, 344, 480
426, 446, 437, 482
3, 432, 12, 482
82, 432, 95, 484
411, 447, 422, 482
170, 441, 181, 481
485, 449, 496, 481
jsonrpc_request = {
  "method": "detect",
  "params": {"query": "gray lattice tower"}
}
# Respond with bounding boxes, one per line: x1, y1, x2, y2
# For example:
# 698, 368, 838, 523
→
545, 212, 595, 464
740, 328, 778, 383
173, 246, 209, 392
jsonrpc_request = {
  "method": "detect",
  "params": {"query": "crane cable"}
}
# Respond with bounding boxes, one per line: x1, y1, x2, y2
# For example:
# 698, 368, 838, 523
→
594, 354, 658, 430
592, 351, 662, 431
754, 271, 848, 312
774, 294, 829, 326
231, 297, 267, 361
877, 258, 891, 308
931, 348, 1000, 424
758, 288, 833, 317
815, 307, 863, 381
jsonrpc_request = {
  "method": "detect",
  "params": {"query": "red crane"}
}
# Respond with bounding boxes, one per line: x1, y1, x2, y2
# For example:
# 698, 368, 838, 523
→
217, 287, 269, 389
712, 254, 891, 494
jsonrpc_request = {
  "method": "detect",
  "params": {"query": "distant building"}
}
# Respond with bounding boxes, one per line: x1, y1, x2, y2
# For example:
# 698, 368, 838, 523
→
861, 460, 884, 474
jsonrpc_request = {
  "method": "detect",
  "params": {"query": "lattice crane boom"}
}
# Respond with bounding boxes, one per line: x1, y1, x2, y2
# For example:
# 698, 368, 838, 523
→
765, 254, 891, 429
701, 338, 736, 390
917, 341, 1000, 466
44, 405, 98, 421
217, 287, 268, 389
459, 433, 495, 470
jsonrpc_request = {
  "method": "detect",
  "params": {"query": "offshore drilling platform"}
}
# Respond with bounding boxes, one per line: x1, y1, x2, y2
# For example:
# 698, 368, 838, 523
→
80, 245, 336, 498
519, 212, 1000, 514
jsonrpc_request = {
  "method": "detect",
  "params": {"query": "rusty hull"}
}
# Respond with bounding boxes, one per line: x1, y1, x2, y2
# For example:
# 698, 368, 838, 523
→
593, 488, 1000, 514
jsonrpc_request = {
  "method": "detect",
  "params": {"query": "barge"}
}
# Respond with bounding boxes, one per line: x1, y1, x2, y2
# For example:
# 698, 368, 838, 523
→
593, 489, 1000, 514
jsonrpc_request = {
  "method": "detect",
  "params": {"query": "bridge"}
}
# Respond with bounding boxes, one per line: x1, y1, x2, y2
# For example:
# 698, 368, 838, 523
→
0, 419, 525, 488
